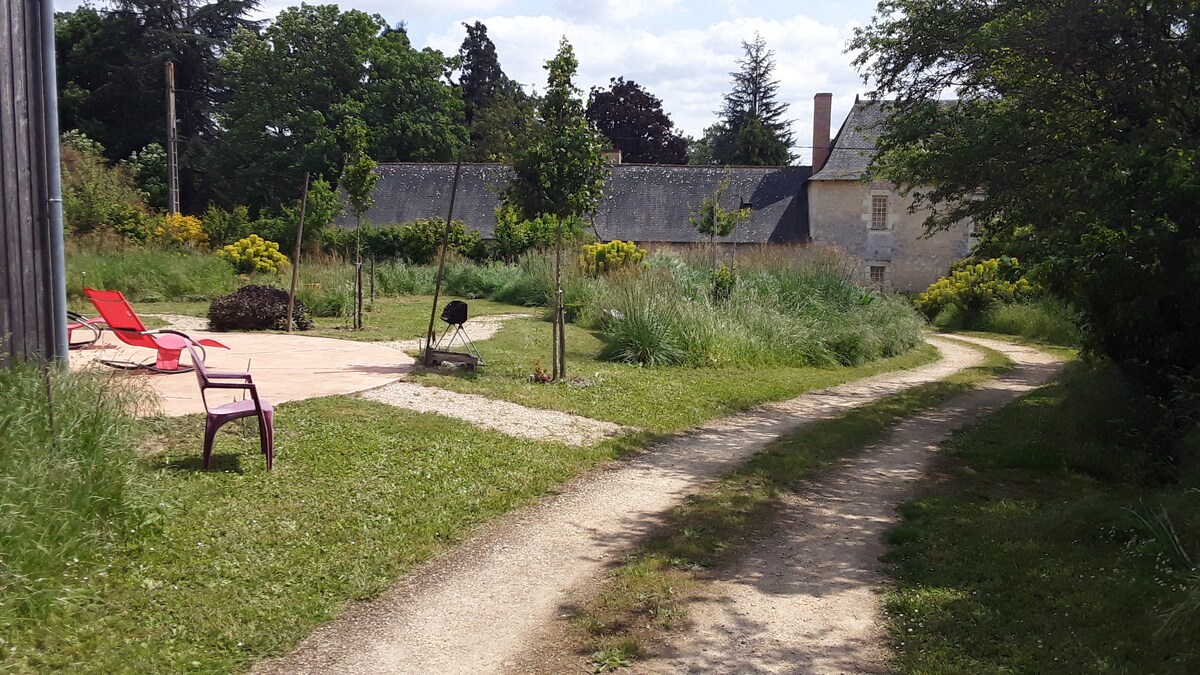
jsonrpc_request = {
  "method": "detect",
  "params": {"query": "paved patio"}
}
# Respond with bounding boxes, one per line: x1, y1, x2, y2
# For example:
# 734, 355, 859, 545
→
70, 332, 414, 417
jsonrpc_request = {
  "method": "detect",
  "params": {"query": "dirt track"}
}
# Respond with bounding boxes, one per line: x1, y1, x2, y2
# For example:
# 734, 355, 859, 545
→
632, 336, 1063, 673
255, 336, 997, 674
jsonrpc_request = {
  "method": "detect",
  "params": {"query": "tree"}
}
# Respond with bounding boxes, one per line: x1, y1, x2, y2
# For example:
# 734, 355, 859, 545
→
340, 119, 377, 331
217, 4, 464, 211
712, 34, 794, 166
689, 169, 749, 270
458, 21, 505, 125
850, 0, 1200, 429
687, 125, 722, 165
455, 21, 538, 161
586, 78, 688, 164
55, 1, 260, 211
503, 38, 609, 380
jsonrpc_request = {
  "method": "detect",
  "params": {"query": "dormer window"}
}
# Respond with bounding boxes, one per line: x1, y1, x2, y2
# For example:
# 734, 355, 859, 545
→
871, 195, 888, 230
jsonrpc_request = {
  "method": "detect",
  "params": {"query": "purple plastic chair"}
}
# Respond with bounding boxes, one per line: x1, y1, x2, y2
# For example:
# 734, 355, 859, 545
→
185, 343, 274, 471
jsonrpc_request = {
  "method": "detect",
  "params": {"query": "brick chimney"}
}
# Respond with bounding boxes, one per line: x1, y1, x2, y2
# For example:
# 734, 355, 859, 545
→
812, 93, 832, 171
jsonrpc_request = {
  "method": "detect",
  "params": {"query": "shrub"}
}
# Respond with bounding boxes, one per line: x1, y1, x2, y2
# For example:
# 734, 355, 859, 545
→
60, 132, 154, 241
201, 205, 254, 248
217, 234, 290, 275
915, 256, 1037, 319
710, 263, 735, 301
493, 206, 588, 259
322, 219, 485, 264
579, 240, 647, 275
208, 284, 312, 331
152, 212, 208, 248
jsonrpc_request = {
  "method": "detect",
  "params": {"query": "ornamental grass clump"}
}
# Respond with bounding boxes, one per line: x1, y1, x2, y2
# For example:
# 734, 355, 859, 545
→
217, 234, 290, 275
586, 249, 923, 367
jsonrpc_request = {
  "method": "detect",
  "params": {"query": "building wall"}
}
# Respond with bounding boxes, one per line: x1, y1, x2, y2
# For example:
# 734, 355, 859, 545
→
1, 0, 57, 366
808, 180, 971, 292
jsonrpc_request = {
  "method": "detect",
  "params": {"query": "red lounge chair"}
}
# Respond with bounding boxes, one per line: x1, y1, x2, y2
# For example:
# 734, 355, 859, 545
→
67, 311, 104, 349
83, 288, 228, 373
185, 343, 274, 471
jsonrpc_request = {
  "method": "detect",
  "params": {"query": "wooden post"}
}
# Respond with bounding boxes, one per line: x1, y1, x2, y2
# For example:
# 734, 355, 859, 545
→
165, 61, 180, 215
423, 157, 463, 366
286, 172, 309, 334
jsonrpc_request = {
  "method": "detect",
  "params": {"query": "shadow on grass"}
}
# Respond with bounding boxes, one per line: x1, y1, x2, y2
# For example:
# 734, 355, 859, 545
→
153, 453, 245, 474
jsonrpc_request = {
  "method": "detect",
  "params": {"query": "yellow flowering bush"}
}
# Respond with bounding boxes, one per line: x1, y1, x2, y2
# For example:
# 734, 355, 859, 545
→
217, 234, 290, 275
579, 239, 647, 275
915, 256, 1037, 319
153, 212, 208, 248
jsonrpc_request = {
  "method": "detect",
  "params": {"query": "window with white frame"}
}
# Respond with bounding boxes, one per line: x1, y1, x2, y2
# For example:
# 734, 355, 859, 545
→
870, 195, 888, 230
869, 265, 887, 290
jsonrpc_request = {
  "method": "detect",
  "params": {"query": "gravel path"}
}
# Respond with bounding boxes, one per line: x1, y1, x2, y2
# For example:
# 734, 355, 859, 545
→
255, 336, 987, 675
631, 335, 1064, 674
376, 312, 534, 352
144, 313, 209, 332
362, 382, 627, 446
363, 312, 626, 446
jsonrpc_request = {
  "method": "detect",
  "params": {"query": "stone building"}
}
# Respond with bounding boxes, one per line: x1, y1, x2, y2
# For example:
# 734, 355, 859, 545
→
807, 97, 972, 292
342, 95, 971, 293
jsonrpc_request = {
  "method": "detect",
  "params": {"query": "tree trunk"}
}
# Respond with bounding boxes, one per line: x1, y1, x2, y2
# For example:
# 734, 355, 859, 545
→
552, 215, 563, 380
355, 216, 363, 330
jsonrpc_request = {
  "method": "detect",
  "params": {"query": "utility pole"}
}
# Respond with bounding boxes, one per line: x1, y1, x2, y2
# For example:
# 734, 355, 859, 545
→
165, 61, 180, 214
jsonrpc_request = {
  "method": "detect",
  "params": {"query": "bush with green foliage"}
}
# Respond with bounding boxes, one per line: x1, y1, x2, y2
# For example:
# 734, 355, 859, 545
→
579, 239, 647, 275
201, 205, 254, 248
492, 205, 589, 259
322, 219, 485, 264
217, 234, 290, 275
710, 262, 735, 301
914, 256, 1037, 320
0, 364, 154, 633
208, 284, 312, 331
60, 131, 153, 241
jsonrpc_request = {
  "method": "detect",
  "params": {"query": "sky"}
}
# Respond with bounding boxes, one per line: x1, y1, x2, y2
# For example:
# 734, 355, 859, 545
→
56, 0, 885, 164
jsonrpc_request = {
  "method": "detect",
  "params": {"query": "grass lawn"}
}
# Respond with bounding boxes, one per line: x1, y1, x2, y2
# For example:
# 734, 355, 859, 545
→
8, 296, 944, 671
414, 317, 939, 433
120, 294, 941, 434
3, 397, 638, 672
883, 360, 1200, 673
565, 340, 1013, 669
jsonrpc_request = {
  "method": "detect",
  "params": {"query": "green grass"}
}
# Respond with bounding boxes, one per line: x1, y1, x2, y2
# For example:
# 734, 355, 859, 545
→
2, 397, 641, 672
415, 318, 940, 433
882, 361, 1200, 673
934, 297, 1081, 347
564, 340, 1012, 668
0, 365, 152, 644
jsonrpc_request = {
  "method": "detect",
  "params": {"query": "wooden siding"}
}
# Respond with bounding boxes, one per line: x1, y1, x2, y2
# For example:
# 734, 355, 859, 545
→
0, 0, 55, 366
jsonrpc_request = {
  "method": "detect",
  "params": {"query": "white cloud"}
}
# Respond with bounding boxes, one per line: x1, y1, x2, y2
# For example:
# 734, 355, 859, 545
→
552, 0, 681, 23
424, 12, 866, 163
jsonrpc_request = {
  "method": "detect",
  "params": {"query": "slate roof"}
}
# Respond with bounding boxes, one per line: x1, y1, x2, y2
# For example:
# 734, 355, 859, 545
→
810, 99, 888, 181
341, 163, 811, 244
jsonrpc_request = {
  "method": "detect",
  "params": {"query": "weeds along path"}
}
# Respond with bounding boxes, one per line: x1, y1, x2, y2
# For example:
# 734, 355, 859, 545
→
254, 336, 985, 675
631, 336, 1064, 675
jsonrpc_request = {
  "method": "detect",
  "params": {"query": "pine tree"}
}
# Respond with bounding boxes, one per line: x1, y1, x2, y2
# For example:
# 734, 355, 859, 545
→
713, 34, 794, 166
458, 21, 505, 125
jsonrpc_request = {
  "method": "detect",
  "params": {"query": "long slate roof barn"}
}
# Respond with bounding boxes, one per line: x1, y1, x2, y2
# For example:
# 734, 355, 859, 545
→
340, 163, 811, 245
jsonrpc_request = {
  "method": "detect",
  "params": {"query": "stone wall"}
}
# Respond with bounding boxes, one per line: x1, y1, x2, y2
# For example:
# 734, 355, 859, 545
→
808, 180, 971, 292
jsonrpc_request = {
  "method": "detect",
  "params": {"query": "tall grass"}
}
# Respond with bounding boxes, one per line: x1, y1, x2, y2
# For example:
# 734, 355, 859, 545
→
586, 250, 924, 367
66, 241, 238, 302
0, 365, 155, 633
933, 296, 1080, 346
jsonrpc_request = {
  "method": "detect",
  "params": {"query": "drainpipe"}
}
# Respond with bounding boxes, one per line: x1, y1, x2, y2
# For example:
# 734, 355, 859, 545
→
41, 0, 68, 362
